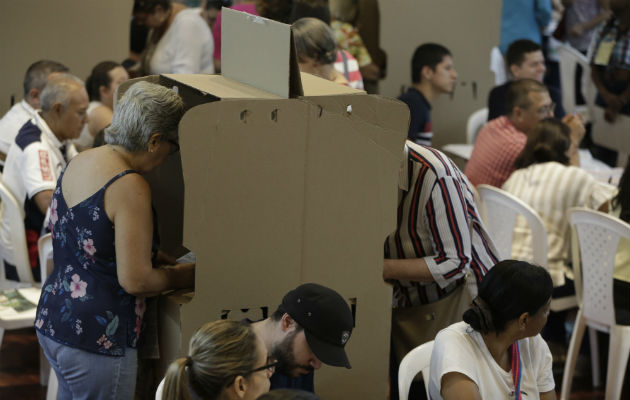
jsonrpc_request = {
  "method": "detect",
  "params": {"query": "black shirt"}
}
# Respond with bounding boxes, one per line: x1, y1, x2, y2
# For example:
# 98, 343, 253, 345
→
398, 87, 433, 146
487, 81, 566, 121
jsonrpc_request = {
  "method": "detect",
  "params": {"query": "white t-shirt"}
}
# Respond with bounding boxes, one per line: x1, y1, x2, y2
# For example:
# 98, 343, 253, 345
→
0, 100, 38, 158
150, 8, 215, 75
429, 322, 555, 400
0, 115, 77, 264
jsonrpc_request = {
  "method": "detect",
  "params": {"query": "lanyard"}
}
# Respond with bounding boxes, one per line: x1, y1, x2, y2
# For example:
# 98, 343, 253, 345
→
511, 341, 522, 400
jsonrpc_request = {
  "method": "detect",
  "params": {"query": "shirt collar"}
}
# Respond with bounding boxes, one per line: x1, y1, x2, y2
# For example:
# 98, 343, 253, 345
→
20, 100, 38, 118
35, 112, 64, 149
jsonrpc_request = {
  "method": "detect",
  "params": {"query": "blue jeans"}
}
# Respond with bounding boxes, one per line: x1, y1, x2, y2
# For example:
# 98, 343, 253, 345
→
37, 332, 137, 400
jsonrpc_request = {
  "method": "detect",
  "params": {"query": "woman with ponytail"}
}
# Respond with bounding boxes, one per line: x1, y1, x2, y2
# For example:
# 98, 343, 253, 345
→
429, 260, 555, 400
157, 320, 273, 400
501, 118, 616, 288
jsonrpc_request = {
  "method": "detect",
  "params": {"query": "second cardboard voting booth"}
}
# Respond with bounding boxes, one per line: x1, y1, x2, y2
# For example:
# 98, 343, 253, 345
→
117, 10, 409, 398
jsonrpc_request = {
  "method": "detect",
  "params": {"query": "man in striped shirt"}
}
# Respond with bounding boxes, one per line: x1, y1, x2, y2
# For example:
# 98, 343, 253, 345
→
384, 142, 499, 399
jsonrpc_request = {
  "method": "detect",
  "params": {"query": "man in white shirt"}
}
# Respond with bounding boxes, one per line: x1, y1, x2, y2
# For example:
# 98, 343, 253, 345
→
1, 73, 87, 281
0, 60, 68, 166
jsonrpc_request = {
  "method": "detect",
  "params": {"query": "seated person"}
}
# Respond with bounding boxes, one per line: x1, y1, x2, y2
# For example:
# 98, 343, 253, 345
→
466, 79, 583, 187
159, 320, 272, 400
74, 61, 129, 151
398, 43, 457, 146
0, 60, 68, 165
589, 0, 630, 122
293, 17, 351, 86
1, 73, 87, 281
156, 283, 354, 393
502, 118, 615, 288
488, 39, 565, 121
257, 389, 320, 400
429, 260, 556, 400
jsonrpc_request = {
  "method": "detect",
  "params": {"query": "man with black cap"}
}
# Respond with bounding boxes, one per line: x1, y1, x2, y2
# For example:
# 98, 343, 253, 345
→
251, 283, 354, 391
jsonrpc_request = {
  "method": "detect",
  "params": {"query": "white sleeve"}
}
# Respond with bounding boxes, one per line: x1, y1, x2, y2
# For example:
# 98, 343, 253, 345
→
533, 335, 555, 393
170, 15, 214, 74
21, 143, 57, 199
429, 327, 480, 396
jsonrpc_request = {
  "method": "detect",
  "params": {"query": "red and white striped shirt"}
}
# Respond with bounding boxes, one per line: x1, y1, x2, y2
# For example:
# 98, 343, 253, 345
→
385, 142, 500, 307
464, 116, 527, 187
334, 50, 364, 90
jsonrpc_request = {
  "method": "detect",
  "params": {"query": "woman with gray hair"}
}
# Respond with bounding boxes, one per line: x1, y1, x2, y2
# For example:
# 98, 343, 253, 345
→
35, 81, 195, 400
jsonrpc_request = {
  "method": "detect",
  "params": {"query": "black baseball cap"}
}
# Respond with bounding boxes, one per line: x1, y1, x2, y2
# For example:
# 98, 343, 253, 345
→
281, 283, 354, 369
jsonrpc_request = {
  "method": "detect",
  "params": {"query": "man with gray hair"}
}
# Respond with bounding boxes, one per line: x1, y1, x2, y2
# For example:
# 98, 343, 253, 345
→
1, 73, 88, 281
0, 60, 68, 165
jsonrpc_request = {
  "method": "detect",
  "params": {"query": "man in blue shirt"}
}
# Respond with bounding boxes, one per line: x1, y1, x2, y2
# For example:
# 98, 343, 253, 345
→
398, 43, 457, 146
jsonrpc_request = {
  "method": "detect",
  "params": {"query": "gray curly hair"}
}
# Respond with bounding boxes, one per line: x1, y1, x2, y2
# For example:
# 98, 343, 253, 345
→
105, 81, 184, 152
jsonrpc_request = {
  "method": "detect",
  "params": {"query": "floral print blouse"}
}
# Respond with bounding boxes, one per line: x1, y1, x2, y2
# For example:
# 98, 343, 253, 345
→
35, 169, 145, 356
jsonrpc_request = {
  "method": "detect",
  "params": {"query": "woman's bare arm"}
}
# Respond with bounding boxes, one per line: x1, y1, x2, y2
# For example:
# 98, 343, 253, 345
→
440, 372, 483, 400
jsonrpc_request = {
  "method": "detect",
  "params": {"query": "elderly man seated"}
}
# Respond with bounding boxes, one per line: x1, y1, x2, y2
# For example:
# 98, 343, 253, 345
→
1, 73, 88, 281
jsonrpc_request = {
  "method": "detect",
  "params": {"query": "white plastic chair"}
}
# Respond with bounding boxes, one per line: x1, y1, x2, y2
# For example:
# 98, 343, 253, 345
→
476, 185, 577, 311
0, 179, 36, 286
556, 43, 590, 119
398, 340, 434, 400
490, 46, 507, 85
560, 208, 630, 400
466, 107, 488, 144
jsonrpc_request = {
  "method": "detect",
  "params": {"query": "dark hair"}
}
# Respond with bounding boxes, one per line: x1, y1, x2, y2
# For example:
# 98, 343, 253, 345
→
506, 39, 542, 67
162, 320, 259, 400
514, 118, 571, 169
257, 389, 320, 400
612, 156, 630, 223
256, 0, 293, 23
505, 78, 548, 115
23, 60, 69, 98
292, 17, 338, 65
463, 260, 553, 334
133, 0, 171, 13
289, 0, 331, 24
85, 61, 121, 101
411, 43, 451, 84
204, 0, 233, 11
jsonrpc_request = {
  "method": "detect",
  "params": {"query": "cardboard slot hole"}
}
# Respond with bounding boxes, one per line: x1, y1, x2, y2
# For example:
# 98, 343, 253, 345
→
346, 104, 352, 115
271, 109, 278, 122
318, 105, 323, 118
240, 110, 250, 123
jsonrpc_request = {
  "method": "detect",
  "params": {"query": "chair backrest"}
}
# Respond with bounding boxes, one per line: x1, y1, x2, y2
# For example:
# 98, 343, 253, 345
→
38, 233, 53, 284
466, 108, 489, 144
0, 179, 34, 284
556, 43, 590, 115
569, 208, 630, 328
398, 340, 434, 400
490, 46, 507, 85
477, 185, 547, 265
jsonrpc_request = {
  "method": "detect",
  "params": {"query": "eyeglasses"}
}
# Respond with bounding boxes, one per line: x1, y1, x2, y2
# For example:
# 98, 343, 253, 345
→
533, 102, 556, 117
167, 139, 180, 155
245, 357, 278, 377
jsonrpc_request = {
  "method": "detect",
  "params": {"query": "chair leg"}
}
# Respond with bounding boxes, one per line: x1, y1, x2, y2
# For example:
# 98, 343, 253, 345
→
46, 367, 58, 400
0, 327, 4, 348
39, 346, 50, 386
604, 325, 630, 400
561, 309, 587, 400
588, 327, 600, 387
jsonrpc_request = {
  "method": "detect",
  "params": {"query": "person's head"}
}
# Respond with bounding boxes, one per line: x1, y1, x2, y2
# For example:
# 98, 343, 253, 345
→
85, 61, 129, 109
40, 73, 89, 142
255, 0, 293, 23
411, 43, 457, 94
104, 81, 184, 171
23, 60, 69, 109
200, 0, 233, 29
162, 320, 272, 400
506, 78, 553, 133
292, 18, 338, 74
329, 0, 357, 24
612, 156, 630, 223
257, 389, 320, 400
463, 260, 553, 337
133, 0, 173, 28
514, 118, 571, 169
269, 283, 354, 378
289, 0, 331, 24
506, 39, 546, 82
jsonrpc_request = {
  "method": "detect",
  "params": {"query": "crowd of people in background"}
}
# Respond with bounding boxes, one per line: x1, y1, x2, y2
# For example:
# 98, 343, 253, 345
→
0, 0, 628, 399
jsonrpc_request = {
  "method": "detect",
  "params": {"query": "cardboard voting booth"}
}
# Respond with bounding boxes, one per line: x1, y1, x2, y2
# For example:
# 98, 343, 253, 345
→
117, 10, 408, 398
